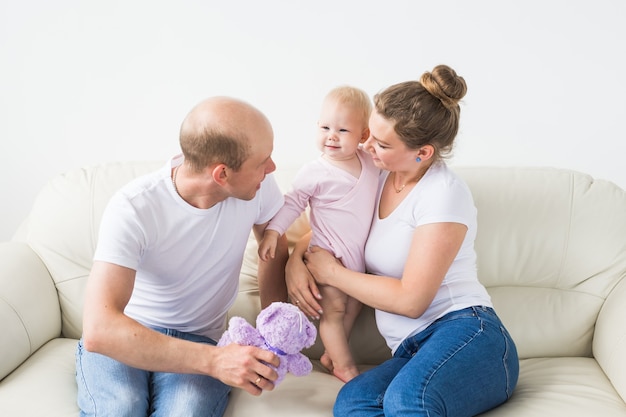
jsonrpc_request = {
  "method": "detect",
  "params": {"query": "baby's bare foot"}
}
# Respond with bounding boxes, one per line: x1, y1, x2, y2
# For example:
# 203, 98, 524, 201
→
332, 366, 359, 383
320, 351, 334, 373
321, 351, 359, 383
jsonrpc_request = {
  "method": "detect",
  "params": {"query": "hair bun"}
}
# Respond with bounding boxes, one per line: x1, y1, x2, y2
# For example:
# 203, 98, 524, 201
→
420, 65, 467, 110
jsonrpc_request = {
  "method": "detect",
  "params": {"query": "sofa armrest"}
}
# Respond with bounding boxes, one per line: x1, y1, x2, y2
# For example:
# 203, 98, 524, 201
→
594, 275, 626, 402
0, 242, 61, 380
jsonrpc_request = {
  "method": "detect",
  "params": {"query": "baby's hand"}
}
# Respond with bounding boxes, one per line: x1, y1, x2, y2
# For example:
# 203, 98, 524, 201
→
258, 230, 280, 261
258, 241, 274, 261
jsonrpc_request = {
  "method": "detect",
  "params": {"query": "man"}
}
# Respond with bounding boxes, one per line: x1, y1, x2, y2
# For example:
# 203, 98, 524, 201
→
77, 97, 290, 416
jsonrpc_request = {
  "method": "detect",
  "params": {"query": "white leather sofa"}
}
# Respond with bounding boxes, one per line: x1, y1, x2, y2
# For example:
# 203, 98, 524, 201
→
1, 161, 625, 416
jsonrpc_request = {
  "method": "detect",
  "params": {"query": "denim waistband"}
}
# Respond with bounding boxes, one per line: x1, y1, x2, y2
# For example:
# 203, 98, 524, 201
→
150, 326, 217, 345
437, 305, 496, 321
396, 305, 500, 358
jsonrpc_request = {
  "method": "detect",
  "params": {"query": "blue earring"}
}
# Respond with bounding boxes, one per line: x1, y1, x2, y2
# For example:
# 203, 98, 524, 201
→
416, 157, 422, 162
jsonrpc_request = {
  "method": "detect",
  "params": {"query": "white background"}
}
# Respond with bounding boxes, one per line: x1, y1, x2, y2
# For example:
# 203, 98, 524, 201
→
1, 0, 625, 240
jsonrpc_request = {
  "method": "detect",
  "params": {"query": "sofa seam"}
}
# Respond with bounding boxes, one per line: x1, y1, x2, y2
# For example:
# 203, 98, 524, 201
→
0, 294, 34, 354
555, 171, 575, 289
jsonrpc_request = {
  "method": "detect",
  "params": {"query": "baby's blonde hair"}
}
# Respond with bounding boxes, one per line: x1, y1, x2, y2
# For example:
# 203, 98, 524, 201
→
325, 86, 372, 129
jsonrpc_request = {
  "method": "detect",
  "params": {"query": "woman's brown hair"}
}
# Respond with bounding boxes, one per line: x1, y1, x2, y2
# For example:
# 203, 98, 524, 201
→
374, 64, 467, 160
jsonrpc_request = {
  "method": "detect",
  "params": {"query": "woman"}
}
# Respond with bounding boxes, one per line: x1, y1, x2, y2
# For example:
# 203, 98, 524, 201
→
287, 65, 519, 416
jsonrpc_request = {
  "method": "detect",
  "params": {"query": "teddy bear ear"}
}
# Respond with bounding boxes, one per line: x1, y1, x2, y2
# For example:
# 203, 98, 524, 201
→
256, 301, 283, 327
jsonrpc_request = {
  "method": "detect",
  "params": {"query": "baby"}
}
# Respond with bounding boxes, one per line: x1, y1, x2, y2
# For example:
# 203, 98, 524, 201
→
258, 86, 378, 382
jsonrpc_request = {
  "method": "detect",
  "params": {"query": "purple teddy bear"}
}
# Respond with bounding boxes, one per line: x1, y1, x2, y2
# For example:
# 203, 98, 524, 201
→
218, 302, 318, 385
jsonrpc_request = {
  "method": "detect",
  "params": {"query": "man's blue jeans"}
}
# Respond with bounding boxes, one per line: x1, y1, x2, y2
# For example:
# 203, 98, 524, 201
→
334, 306, 519, 417
75, 327, 231, 417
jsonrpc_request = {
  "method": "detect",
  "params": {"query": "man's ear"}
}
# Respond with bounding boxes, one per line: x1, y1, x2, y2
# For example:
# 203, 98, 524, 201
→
360, 127, 370, 143
211, 163, 229, 186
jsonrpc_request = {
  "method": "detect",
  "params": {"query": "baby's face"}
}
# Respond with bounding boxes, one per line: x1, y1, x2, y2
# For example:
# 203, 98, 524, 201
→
316, 99, 367, 161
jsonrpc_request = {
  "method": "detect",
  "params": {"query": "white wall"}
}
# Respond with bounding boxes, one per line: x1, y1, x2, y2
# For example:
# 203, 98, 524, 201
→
1, 0, 625, 240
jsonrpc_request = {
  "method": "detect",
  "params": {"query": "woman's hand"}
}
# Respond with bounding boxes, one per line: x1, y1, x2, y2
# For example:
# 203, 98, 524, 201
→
285, 233, 323, 319
303, 246, 344, 286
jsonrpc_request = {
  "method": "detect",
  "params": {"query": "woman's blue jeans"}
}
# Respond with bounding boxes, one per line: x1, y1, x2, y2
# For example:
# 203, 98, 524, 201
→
75, 327, 231, 417
334, 306, 519, 417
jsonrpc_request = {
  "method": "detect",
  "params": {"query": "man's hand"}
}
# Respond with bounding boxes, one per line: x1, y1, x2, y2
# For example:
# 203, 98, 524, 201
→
210, 343, 280, 396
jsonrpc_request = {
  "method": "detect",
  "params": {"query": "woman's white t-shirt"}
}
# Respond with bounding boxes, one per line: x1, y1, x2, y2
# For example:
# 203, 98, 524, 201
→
365, 162, 492, 354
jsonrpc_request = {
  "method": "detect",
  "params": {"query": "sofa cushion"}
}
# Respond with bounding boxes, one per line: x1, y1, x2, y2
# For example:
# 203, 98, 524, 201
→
224, 363, 343, 417
223, 358, 626, 417
3, 342, 625, 417
0, 338, 79, 417
478, 358, 626, 417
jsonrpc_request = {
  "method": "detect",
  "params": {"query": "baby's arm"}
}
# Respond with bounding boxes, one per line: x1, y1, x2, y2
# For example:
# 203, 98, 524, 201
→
259, 165, 315, 261
258, 229, 281, 261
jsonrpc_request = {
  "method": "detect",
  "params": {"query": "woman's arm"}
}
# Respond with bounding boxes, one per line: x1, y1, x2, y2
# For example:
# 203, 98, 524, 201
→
285, 231, 324, 320
304, 222, 467, 318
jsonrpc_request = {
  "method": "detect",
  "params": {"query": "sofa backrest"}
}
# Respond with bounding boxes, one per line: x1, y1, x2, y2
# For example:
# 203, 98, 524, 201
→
456, 167, 626, 359
14, 161, 162, 339
14, 163, 626, 364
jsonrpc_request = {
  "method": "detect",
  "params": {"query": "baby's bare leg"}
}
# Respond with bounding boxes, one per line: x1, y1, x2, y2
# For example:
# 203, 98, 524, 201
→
343, 296, 362, 340
319, 285, 360, 382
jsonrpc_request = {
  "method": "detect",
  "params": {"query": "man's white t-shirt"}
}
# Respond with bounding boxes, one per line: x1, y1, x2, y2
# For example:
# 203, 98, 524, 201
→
94, 156, 284, 341
365, 162, 492, 354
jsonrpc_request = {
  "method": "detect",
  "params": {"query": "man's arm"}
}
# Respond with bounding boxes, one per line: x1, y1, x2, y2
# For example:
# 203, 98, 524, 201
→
253, 222, 289, 307
81, 260, 280, 395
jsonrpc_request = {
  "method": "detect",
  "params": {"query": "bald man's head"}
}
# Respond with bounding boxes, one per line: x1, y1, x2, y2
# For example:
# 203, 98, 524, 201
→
179, 97, 273, 172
